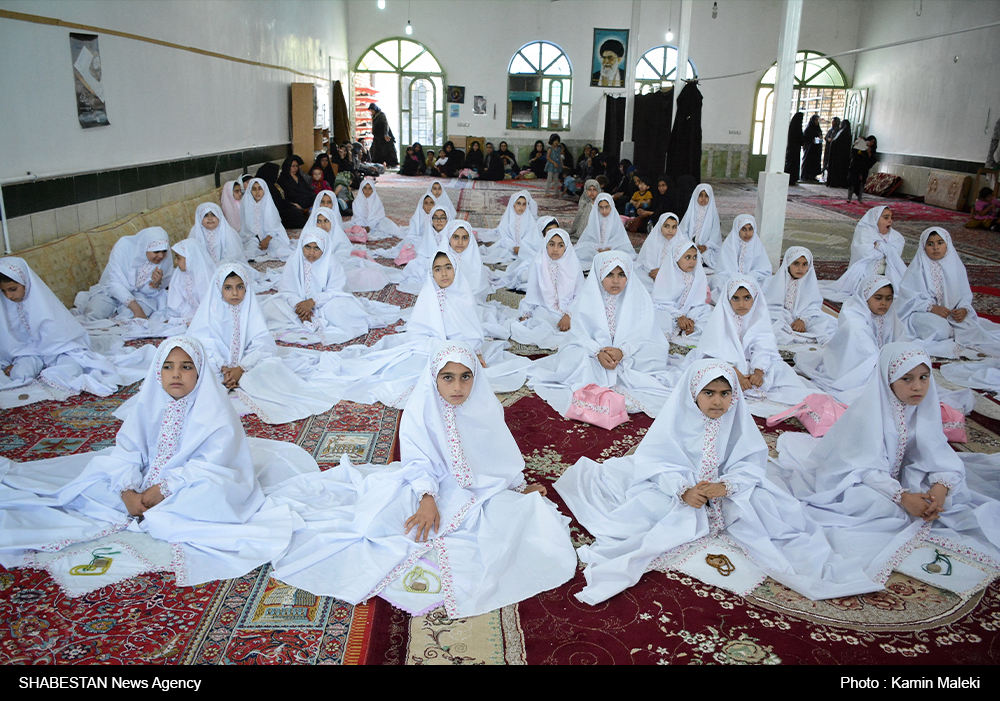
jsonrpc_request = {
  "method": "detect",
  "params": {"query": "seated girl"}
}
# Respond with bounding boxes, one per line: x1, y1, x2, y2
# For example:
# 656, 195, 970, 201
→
896, 227, 1000, 359
0, 336, 318, 586
710, 215, 772, 303
509, 229, 585, 351
75, 227, 173, 321
677, 184, 722, 270
688, 275, 817, 416
495, 215, 559, 292
762, 246, 838, 347
651, 237, 712, 344
567, 179, 601, 236
239, 178, 293, 260
527, 251, 679, 417
306, 206, 402, 293
794, 275, 904, 405
481, 191, 538, 264
427, 179, 457, 218
349, 178, 401, 241
818, 206, 906, 303
220, 180, 243, 232
771, 343, 1000, 587
634, 212, 680, 292
189, 202, 251, 267
269, 340, 576, 617
574, 193, 637, 272
396, 205, 452, 294
554, 359, 879, 605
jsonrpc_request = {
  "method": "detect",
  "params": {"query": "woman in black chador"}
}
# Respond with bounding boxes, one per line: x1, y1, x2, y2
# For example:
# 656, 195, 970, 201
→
784, 112, 804, 184
800, 114, 823, 181
368, 103, 399, 168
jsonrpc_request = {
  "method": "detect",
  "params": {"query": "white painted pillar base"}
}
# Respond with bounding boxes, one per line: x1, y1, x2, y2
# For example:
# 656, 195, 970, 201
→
756, 171, 789, 270
620, 141, 635, 161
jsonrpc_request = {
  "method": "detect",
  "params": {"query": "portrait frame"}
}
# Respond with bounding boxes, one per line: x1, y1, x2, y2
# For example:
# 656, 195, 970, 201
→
590, 28, 630, 88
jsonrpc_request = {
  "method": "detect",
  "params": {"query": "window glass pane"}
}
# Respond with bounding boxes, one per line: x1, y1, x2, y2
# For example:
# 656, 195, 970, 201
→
754, 87, 771, 121
510, 53, 535, 74
407, 52, 441, 73
548, 56, 571, 76
359, 51, 396, 72
374, 41, 399, 66
637, 58, 659, 80
399, 40, 422, 67
540, 42, 561, 71
432, 76, 444, 110
684, 59, 697, 80
761, 65, 778, 84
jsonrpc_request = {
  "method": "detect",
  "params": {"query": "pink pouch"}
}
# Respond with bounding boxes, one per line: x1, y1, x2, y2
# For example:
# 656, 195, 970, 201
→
564, 384, 629, 430
394, 244, 417, 266
350, 249, 372, 260
765, 393, 848, 437
345, 225, 369, 243
940, 402, 967, 443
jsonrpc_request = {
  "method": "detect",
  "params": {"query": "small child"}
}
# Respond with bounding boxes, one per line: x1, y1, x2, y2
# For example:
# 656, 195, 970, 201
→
966, 187, 998, 230
309, 166, 331, 195
544, 134, 565, 196
510, 229, 585, 350
651, 237, 712, 342
626, 174, 653, 220
762, 246, 838, 346
425, 149, 438, 174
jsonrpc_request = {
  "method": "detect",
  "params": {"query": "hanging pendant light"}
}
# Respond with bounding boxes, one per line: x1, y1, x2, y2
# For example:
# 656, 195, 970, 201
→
405, 20, 413, 35
377, 0, 385, 9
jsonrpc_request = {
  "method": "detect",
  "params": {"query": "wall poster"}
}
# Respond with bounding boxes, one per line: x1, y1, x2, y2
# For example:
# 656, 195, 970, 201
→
70, 32, 109, 128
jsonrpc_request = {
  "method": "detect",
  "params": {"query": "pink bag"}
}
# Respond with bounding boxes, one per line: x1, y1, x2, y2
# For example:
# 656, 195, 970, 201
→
394, 244, 417, 266
350, 249, 373, 260
345, 225, 369, 243
563, 384, 629, 430
940, 402, 967, 443
765, 393, 848, 437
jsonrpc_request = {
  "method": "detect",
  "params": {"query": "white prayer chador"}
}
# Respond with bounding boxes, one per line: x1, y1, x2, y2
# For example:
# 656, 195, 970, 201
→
763, 246, 838, 346
634, 212, 681, 292
710, 214, 772, 302
794, 275, 905, 405
495, 215, 558, 291
650, 237, 712, 342
818, 205, 907, 302
185, 264, 336, 424
527, 251, 680, 417
446, 221, 495, 301
187, 203, 249, 267
0, 257, 124, 395
261, 230, 402, 346
426, 179, 457, 218
314, 248, 530, 406
270, 341, 577, 616
574, 194, 637, 271
555, 359, 880, 605
688, 275, 817, 414
308, 190, 345, 227
307, 206, 402, 293
239, 178, 292, 260
0, 336, 318, 585
74, 227, 172, 320
772, 343, 1000, 584
163, 239, 216, 324
349, 177, 401, 240
897, 227, 1000, 358
396, 205, 452, 295
220, 180, 243, 231
510, 229, 585, 351
677, 184, 722, 270
481, 190, 538, 264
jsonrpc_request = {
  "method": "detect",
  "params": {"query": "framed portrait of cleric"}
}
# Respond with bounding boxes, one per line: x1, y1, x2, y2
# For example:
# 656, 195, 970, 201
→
590, 29, 629, 88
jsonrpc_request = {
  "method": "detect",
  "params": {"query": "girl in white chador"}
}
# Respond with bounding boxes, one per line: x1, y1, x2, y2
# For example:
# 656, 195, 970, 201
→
240, 178, 293, 260
0, 336, 317, 586
762, 246, 838, 347
188, 202, 249, 267
794, 275, 904, 405
677, 185, 722, 270
480, 190, 538, 265
634, 212, 681, 292
495, 215, 559, 292
527, 251, 679, 417
771, 343, 1000, 586
349, 178, 402, 241
555, 359, 879, 605
819, 205, 906, 303
74, 227, 173, 320
573, 194, 636, 271
710, 214, 772, 303
308, 206, 402, 293
375, 192, 439, 261
261, 230, 403, 346
509, 229, 585, 351
651, 237, 712, 343
269, 340, 577, 617
396, 206, 452, 295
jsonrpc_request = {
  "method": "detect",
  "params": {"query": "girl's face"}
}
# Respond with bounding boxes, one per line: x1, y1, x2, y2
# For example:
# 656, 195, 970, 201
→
251, 183, 265, 202
657, 180, 668, 195
660, 217, 678, 239
547, 234, 566, 260
513, 197, 527, 215
587, 185, 599, 201
925, 233, 947, 261
0, 280, 26, 303
602, 266, 627, 295
422, 196, 435, 214
877, 208, 893, 235
316, 214, 333, 233
303, 242, 323, 263
431, 182, 443, 197
320, 194, 334, 208
597, 200, 612, 217
362, 183, 373, 197
535, 142, 544, 154
146, 250, 167, 264
173, 252, 187, 272
729, 286, 754, 316
542, 221, 558, 237
697, 190, 709, 207
437, 361, 474, 406
696, 377, 733, 419
222, 275, 246, 306
432, 255, 455, 288
499, 142, 507, 151
202, 211, 220, 231
738, 223, 755, 241
677, 247, 698, 273
161, 346, 198, 400
232, 183, 243, 201
450, 227, 471, 253
890, 363, 930, 406
311, 168, 324, 182
867, 285, 894, 316
431, 211, 449, 232
788, 256, 809, 279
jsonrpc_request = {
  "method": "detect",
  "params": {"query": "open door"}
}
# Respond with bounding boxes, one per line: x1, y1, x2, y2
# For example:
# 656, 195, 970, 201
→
844, 88, 868, 139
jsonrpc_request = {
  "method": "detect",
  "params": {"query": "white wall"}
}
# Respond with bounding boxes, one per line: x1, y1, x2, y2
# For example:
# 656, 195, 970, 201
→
0, 0, 350, 182
346, 0, 861, 149
853, 0, 1000, 163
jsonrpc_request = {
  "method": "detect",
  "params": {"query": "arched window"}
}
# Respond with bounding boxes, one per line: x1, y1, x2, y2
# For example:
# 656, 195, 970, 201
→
634, 45, 698, 95
507, 41, 572, 131
354, 38, 446, 153
750, 51, 847, 157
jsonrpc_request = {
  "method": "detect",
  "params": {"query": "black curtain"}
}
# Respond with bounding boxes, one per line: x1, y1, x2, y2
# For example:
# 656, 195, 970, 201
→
666, 82, 703, 181
632, 90, 673, 177
603, 96, 626, 164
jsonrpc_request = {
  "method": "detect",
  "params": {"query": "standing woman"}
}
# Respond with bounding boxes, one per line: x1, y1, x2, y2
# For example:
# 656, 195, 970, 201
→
826, 119, 852, 189
368, 103, 399, 168
822, 116, 841, 182
847, 135, 878, 204
784, 112, 804, 185
800, 114, 824, 182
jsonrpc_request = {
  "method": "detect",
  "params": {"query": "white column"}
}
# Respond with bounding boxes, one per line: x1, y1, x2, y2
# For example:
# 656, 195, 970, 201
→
755, 0, 802, 270
619, 0, 643, 161
672, 0, 693, 125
